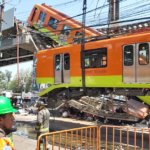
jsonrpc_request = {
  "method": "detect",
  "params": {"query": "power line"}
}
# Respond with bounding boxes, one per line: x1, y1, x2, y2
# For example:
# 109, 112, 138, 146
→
6, 0, 149, 23
2, 1, 150, 39
11, 0, 81, 17
2, 15, 149, 41
94, 0, 100, 18
52, 0, 81, 7
4, 13, 150, 35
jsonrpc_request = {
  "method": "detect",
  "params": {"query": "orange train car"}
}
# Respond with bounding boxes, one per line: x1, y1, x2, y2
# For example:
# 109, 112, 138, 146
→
35, 30, 150, 121
28, 3, 101, 45
36, 30, 150, 98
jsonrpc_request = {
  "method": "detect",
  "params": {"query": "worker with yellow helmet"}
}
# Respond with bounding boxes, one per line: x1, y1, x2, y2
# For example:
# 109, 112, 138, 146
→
0, 96, 17, 150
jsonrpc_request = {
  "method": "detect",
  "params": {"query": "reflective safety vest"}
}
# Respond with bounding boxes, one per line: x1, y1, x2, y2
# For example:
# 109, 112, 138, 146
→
0, 137, 14, 150
35, 124, 49, 133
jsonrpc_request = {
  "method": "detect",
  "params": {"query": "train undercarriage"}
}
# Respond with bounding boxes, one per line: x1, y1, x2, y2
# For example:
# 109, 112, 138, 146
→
46, 87, 150, 123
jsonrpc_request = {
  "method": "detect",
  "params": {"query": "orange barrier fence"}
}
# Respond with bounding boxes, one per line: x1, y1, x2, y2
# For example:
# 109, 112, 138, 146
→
36, 125, 150, 150
36, 126, 99, 150
99, 125, 150, 150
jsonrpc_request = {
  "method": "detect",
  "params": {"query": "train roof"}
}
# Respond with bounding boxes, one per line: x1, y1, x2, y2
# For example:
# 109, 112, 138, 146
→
36, 30, 150, 54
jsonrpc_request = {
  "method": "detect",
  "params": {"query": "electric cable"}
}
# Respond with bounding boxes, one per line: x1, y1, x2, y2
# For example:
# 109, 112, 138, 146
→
94, 0, 100, 18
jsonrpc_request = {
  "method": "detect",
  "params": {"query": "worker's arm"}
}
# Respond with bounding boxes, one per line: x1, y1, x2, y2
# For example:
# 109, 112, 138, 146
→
37, 111, 43, 124
35, 111, 43, 131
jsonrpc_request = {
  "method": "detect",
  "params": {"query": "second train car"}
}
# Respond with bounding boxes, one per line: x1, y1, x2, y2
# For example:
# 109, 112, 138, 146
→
28, 3, 101, 45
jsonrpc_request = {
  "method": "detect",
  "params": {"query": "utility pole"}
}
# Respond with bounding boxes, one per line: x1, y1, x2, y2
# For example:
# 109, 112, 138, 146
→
0, 0, 4, 46
107, 0, 120, 34
108, 0, 119, 22
16, 19, 20, 85
81, 0, 87, 93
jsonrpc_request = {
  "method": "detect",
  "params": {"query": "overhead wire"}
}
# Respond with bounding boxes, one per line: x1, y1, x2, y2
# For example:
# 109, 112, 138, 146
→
121, 3, 150, 18
48, 0, 148, 28
2, 3, 149, 42
52, 0, 81, 7
6, 0, 150, 26
3, 0, 150, 40
88, 0, 150, 23
97, 0, 107, 17
94, 0, 100, 18
97, 0, 107, 25
88, 0, 95, 10
81, 0, 150, 23
8, 0, 147, 29
14, 0, 81, 15
6, 15, 150, 41
87, 0, 150, 26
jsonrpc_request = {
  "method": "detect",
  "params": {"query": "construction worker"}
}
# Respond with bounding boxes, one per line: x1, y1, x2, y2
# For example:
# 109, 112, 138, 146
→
35, 100, 50, 148
0, 96, 17, 150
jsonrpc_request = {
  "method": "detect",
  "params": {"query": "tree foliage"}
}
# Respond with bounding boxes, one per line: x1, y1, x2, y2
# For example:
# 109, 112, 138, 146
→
0, 69, 32, 93
0, 71, 6, 92
0, 70, 12, 92
5, 70, 12, 83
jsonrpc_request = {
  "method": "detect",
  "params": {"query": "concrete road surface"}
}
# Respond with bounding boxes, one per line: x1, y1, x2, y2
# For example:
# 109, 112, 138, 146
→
13, 134, 37, 150
13, 134, 71, 150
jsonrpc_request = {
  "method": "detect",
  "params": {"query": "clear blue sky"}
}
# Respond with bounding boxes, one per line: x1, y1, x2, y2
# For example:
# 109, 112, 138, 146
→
5, 0, 99, 22
1, 0, 149, 77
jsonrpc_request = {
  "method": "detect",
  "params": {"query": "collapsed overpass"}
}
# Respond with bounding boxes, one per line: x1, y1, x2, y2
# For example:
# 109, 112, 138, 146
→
0, 21, 57, 67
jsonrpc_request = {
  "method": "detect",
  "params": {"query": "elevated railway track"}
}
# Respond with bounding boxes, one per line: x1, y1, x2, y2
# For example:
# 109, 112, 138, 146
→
0, 21, 58, 67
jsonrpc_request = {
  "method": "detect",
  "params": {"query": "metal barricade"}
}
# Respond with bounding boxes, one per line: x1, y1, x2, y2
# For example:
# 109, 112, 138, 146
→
36, 126, 99, 150
99, 125, 150, 150
36, 125, 150, 150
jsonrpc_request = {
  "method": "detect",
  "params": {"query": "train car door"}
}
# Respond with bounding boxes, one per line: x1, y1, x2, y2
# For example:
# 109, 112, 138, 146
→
54, 53, 70, 84
123, 44, 135, 83
123, 43, 150, 83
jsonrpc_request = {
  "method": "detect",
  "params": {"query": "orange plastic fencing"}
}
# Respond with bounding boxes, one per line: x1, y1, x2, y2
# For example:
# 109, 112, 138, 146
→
36, 125, 150, 150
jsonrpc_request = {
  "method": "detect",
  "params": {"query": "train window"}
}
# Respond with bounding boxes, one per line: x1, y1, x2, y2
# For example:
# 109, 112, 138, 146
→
31, 7, 37, 21
138, 43, 149, 65
64, 54, 70, 70
48, 17, 58, 29
38, 11, 46, 23
55, 55, 61, 71
61, 25, 71, 36
124, 45, 134, 66
84, 48, 107, 68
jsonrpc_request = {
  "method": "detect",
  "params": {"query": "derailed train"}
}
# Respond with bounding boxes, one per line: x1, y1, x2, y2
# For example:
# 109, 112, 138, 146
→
27, 3, 150, 122
27, 3, 101, 45
35, 30, 150, 122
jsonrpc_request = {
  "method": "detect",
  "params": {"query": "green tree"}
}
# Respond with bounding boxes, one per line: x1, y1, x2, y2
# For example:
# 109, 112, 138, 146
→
0, 70, 12, 92
5, 70, 12, 82
21, 70, 32, 93
0, 71, 6, 92
5, 70, 12, 89
9, 79, 21, 93
9, 69, 32, 93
